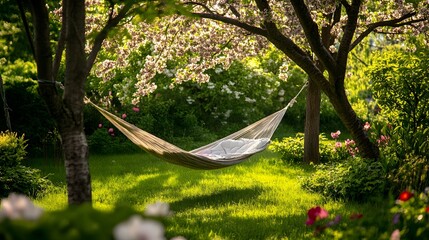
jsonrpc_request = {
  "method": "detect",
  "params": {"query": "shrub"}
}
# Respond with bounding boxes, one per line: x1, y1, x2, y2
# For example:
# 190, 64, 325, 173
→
301, 158, 388, 201
87, 128, 142, 155
0, 131, 51, 198
269, 133, 347, 163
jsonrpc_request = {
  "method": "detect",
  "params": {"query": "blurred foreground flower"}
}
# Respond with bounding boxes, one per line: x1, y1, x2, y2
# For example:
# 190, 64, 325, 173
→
398, 190, 414, 202
0, 193, 43, 221
144, 201, 173, 217
113, 215, 165, 240
306, 206, 329, 225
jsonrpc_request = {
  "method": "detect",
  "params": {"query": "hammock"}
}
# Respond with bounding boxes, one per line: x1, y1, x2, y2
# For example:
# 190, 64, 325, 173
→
86, 84, 306, 170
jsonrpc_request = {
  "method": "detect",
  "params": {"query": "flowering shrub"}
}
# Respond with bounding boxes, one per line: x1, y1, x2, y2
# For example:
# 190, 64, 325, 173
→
307, 189, 429, 239
389, 189, 429, 239
0, 194, 186, 240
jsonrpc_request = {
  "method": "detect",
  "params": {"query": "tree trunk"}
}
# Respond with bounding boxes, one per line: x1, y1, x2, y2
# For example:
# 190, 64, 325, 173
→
60, 0, 92, 204
29, 0, 92, 204
329, 86, 379, 159
0, 75, 12, 131
304, 78, 321, 163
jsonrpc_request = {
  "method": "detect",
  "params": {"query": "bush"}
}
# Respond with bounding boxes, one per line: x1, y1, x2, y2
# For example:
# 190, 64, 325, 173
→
302, 158, 388, 201
0, 131, 51, 198
269, 133, 347, 163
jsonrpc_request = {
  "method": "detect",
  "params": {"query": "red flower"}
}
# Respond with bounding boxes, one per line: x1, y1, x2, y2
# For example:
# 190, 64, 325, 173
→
132, 107, 140, 112
398, 190, 414, 202
306, 206, 329, 226
425, 206, 429, 213
108, 128, 114, 134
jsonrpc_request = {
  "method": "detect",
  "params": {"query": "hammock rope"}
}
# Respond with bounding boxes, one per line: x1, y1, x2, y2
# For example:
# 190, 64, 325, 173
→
86, 83, 307, 170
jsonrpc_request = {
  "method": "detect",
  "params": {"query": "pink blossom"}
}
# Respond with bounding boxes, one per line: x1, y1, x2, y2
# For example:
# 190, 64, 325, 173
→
330, 130, 341, 139
108, 128, 114, 134
122, 113, 127, 119
345, 139, 355, 147
98, 123, 103, 128
334, 142, 342, 148
132, 107, 140, 112
306, 206, 329, 226
377, 135, 390, 146
363, 122, 370, 131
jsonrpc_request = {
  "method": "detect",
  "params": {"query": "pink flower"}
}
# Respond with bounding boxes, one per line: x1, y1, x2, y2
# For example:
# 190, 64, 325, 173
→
98, 123, 103, 128
398, 190, 413, 202
377, 135, 390, 146
363, 122, 370, 131
122, 113, 127, 119
108, 128, 114, 134
132, 107, 140, 112
334, 142, 342, 148
345, 139, 355, 147
306, 206, 329, 226
330, 130, 341, 139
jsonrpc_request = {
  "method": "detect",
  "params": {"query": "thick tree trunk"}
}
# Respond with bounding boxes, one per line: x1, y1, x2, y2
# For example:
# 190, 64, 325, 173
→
329, 86, 379, 159
304, 78, 321, 163
29, 0, 92, 204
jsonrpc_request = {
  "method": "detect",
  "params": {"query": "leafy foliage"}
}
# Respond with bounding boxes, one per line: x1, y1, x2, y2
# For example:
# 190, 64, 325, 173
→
302, 158, 388, 201
0, 132, 51, 198
269, 133, 346, 163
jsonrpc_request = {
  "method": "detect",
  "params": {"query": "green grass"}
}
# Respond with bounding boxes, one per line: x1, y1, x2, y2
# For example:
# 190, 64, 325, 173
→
30, 150, 388, 239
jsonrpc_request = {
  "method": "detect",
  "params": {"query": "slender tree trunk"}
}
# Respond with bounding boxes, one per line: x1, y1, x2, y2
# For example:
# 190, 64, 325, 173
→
0, 75, 12, 131
60, 0, 92, 204
304, 78, 321, 163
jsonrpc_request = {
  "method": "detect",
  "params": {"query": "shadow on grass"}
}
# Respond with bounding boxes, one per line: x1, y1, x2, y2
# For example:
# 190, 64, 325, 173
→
170, 187, 264, 211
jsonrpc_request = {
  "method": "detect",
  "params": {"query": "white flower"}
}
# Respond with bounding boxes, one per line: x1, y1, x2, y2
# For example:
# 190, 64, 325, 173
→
170, 237, 186, 240
144, 201, 173, 217
113, 215, 165, 240
0, 193, 43, 221
278, 89, 285, 96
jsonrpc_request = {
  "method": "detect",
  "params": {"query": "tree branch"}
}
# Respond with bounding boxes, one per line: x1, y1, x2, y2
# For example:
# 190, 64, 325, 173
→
85, 3, 133, 77
192, 12, 268, 37
336, 0, 360, 83
350, 12, 421, 50
183, 1, 216, 14
289, 0, 337, 75
52, 0, 67, 80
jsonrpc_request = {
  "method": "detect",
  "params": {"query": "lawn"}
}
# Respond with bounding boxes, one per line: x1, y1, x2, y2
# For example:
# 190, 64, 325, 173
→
31, 150, 388, 239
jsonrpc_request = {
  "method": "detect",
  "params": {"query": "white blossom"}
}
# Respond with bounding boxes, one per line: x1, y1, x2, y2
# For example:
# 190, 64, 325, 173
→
144, 201, 173, 217
113, 215, 165, 240
0, 193, 43, 221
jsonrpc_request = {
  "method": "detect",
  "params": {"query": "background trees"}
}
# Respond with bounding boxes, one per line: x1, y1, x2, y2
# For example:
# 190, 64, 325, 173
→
1, 0, 428, 205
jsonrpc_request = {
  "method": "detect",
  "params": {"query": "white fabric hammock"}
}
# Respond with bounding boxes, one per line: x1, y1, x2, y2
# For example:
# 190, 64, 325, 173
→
86, 84, 306, 169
